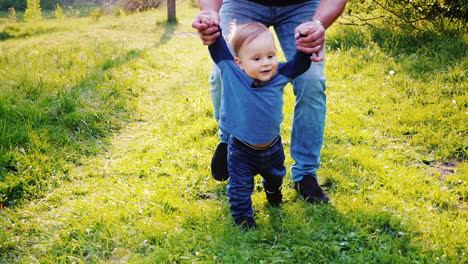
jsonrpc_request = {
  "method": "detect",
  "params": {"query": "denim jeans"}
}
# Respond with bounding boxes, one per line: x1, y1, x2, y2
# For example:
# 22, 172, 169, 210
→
211, 0, 326, 182
227, 136, 286, 221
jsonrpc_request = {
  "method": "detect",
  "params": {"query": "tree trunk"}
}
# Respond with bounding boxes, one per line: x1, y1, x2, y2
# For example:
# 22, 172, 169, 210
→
168, 0, 176, 22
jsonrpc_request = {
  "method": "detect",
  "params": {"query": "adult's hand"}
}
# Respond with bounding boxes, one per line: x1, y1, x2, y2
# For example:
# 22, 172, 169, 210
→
192, 10, 221, 46
295, 21, 326, 62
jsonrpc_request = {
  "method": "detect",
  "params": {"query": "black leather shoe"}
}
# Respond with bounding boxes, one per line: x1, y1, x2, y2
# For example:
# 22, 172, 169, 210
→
211, 143, 229, 181
294, 176, 330, 203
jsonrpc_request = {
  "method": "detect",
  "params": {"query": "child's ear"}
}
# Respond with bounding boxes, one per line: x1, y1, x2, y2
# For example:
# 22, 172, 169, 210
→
234, 57, 243, 70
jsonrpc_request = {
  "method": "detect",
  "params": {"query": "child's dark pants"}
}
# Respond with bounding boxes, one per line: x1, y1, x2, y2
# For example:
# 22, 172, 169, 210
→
227, 136, 286, 222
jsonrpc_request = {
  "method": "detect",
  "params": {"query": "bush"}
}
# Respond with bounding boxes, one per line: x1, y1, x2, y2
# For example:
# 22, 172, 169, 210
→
343, 0, 466, 33
120, 0, 161, 12
24, 0, 42, 22
114, 8, 125, 16
0, 0, 62, 11
90, 7, 103, 22
0, 22, 61, 40
7, 7, 16, 22
54, 4, 64, 19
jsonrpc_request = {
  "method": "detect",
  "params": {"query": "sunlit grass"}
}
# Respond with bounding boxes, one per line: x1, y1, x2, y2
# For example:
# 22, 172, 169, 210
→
0, 2, 466, 263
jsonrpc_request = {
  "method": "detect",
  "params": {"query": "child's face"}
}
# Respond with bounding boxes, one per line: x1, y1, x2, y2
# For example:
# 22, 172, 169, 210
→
234, 31, 278, 82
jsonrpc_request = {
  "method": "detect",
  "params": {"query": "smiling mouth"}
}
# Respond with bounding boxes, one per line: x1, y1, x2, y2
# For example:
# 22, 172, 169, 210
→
261, 70, 271, 74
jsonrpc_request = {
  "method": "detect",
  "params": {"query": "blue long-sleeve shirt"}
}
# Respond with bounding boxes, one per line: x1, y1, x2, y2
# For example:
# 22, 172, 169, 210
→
208, 29, 311, 145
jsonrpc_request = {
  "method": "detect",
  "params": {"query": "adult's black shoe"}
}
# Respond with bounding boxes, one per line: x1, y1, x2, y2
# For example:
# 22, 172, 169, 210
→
211, 143, 229, 181
294, 175, 330, 203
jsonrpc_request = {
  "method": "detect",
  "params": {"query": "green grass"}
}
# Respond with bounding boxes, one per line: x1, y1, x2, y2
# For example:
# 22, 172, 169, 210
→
0, 2, 466, 263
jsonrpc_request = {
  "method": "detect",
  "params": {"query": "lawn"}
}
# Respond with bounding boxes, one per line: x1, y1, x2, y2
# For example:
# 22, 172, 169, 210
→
0, 1, 466, 263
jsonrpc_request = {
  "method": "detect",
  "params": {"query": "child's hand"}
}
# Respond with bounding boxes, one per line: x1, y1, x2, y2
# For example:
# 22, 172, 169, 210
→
199, 13, 215, 26
294, 21, 325, 62
192, 10, 220, 46
294, 24, 318, 38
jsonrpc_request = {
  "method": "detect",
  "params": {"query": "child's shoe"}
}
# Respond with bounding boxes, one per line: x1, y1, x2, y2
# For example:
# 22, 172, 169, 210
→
234, 217, 257, 230
265, 188, 282, 207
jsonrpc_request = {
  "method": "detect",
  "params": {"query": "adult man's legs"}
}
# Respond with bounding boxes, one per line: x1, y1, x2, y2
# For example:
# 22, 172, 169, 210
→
273, 2, 329, 202
210, 0, 329, 203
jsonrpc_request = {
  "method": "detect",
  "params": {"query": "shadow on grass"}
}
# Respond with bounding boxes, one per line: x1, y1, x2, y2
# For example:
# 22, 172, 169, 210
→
0, 23, 65, 41
154, 21, 178, 48
164, 195, 430, 263
180, 184, 430, 262
278, 199, 422, 263
0, 48, 142, 207
260, 198, 428, 263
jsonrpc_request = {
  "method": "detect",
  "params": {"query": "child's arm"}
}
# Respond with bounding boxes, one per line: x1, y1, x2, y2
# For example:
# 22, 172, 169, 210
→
279, 34, 313, 79
207, 28, 234, 64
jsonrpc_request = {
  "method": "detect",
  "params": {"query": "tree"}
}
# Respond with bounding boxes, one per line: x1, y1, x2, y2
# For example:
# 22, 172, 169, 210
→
54, 3, 64, 19
24, 0, 42, 22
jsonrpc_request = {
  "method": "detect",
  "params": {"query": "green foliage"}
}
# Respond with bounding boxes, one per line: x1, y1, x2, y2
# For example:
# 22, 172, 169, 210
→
0, 16, 141, 205
0, 0, 63, 11
327, 24, 466, 161
24, 0, 42, 22
90, 7, 103, 22
190, 0, 198, 8
40, 0, 62, 9
114, 8, 125, 17
0, 0, 26, 10
0, 22, 63, 40
343, 0, 466, 33
7, 7, 14, 22
63, 4, 101, 18
54, 3, 63, 19
120, 0, 161, 12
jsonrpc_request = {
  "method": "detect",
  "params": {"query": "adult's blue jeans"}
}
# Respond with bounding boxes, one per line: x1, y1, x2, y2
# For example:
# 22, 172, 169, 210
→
227, 136, 286, 221
211, 0, 326, 182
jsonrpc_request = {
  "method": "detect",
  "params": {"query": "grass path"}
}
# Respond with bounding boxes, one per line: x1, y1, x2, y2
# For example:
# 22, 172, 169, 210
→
1, 3, 466, 263
1, 6, 231, 262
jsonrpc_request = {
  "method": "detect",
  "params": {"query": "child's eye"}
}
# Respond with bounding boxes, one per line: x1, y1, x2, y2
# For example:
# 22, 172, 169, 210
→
268, 55, 274, 59
253, 58, 260, 61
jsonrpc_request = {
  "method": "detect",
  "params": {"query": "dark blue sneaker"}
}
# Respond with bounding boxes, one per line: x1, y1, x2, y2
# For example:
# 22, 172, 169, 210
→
211, 143, 229, 181
234, 217, 257, 230
265, 188, 282, 207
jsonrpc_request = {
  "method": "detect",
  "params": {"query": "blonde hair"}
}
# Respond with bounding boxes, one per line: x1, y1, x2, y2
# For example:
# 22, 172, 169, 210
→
230, 22, 271, 56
